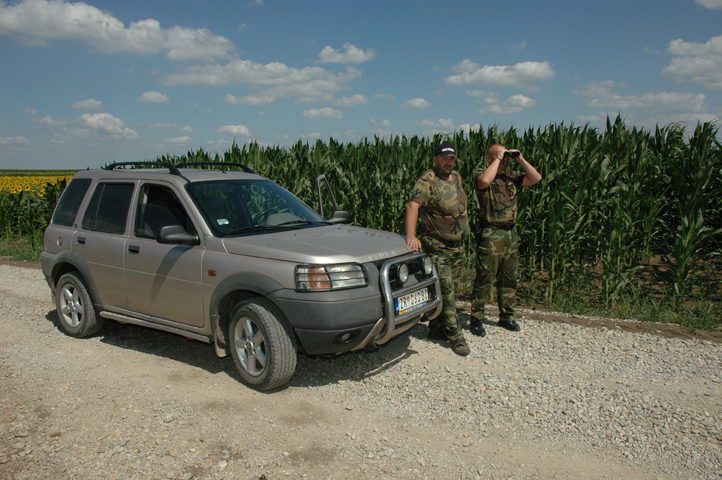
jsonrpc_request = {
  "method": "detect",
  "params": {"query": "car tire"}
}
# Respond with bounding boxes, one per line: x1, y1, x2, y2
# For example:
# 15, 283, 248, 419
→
228, 298, 297, 390
55, 271, 104, 338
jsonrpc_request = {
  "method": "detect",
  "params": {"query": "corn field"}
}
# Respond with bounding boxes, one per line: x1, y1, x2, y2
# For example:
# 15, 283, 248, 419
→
2, 117, 720, 326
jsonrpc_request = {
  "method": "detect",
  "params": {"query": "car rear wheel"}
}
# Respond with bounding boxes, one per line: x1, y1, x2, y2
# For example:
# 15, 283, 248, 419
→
228, 298, 297, 390
55, 271, 104, 337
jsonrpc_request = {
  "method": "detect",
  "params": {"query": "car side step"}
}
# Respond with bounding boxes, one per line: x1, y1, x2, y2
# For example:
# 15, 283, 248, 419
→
99, 311, 211, 343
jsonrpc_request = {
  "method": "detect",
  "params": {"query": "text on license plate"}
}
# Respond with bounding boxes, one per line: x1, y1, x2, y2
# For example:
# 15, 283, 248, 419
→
395, 288, 429, 315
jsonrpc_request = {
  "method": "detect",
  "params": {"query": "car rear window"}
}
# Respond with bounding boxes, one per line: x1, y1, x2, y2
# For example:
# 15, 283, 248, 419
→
81, 183, 135, 234
51, 178, 92, 227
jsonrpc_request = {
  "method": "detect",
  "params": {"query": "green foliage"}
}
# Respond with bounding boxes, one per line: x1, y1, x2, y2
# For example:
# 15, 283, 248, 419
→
2, 118, 720, 330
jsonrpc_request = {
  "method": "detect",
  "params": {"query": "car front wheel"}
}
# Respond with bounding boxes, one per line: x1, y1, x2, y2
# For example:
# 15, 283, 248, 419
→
228, 298, 297, 390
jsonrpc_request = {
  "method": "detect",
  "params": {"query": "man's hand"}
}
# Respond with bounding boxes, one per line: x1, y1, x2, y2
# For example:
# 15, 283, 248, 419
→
406, 235, 422, 251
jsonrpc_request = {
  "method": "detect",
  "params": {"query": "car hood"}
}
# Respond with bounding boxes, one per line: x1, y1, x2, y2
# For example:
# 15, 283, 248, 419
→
222, 225, 413, 264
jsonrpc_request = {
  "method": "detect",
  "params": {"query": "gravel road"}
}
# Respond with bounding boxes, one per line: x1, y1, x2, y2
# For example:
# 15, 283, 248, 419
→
0, 263, 720, 480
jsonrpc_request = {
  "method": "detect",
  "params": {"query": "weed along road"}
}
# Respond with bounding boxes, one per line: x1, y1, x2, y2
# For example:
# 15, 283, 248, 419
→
0, 262, 720, 479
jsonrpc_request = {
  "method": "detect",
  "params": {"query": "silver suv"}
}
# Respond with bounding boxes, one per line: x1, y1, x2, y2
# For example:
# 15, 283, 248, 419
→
41, 162, 442, 390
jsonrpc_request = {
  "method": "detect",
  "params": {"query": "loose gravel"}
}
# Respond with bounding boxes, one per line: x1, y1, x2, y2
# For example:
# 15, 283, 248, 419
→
0, 263, 720, 479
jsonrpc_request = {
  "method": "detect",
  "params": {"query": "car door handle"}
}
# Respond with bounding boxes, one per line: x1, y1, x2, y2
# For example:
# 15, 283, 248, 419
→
128, 245, 140, 254
77, 237, 86, 244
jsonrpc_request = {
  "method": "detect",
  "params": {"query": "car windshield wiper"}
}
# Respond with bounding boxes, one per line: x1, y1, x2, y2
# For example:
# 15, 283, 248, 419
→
225, 224, 277, 235
273, 220, 313, 228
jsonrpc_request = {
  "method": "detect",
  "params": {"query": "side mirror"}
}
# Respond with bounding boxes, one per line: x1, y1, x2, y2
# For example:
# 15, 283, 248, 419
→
157, 225, 200, 246
327, 210, 352, 225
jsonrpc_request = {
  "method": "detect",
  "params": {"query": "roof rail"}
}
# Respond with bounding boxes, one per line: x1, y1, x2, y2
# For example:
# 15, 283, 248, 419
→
104, 162, 182, 176
176, 162, 256, 174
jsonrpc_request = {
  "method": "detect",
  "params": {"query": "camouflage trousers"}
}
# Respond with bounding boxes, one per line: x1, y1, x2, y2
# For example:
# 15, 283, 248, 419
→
420, 236, 464, 342
471, 227, 519, 323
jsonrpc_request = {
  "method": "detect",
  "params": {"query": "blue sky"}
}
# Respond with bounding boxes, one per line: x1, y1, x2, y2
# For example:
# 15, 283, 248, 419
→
1, 0, 721, 170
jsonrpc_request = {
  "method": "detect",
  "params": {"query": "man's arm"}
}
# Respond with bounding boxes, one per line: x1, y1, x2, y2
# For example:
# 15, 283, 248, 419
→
517, 153, 542, 187
476, 157, 502, 190
405, 200, 422, 251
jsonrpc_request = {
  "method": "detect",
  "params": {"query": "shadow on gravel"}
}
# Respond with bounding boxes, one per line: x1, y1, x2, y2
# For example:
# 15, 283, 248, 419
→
43, 309, 428, 391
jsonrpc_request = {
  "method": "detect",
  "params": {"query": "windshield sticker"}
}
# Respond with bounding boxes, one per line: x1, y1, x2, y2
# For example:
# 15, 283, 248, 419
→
217, 218, 230, 226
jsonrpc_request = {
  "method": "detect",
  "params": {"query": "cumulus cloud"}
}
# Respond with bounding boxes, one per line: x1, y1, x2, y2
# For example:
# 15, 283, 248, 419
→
662, 34, 722, 89
24, 108, 37, 114
445, 60, 555, 90
0, 136, 28, 145
163, 136, 192, 144
695, 0, 722, 9
0, 0, 235, 62
137, 91, 170, 103
71, 98, 102, 110
303, 108, 343, 119
401, 98, 431, 110
373, 91, 394, 100
76, 112, 138, 138
575, 81, 708, 112
36, 115, 67, 126
370, 119, 393, 127
317, 43, 376, 64
217, 124, 252, 136
332, 94, 368, 107
182, 126, 193, 133
172, 62, 361, 105
481, 94, 536, 114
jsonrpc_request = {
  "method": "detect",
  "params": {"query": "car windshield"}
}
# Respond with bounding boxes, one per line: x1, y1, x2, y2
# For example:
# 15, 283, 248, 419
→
187, 179, 326, 237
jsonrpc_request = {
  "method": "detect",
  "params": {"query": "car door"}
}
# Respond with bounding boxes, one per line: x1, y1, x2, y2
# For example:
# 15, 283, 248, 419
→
74, 181, 135, 308
122, 182, 205, 327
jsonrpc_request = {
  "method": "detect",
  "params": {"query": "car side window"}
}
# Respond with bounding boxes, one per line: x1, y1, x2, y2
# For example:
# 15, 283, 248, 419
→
51, 178, 92, 227
135, 184, 197, 239
81, 183, 134, 234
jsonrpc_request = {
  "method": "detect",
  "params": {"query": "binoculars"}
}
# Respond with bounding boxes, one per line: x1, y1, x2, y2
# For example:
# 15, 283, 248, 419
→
503, 151, 520, 159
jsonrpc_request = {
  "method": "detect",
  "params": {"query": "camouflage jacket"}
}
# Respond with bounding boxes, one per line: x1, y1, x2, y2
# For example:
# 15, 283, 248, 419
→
473, 169, 525, 223
409, 169, 469, 242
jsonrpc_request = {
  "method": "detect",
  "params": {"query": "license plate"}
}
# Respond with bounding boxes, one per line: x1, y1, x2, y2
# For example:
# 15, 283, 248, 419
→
395, 288, 429, 315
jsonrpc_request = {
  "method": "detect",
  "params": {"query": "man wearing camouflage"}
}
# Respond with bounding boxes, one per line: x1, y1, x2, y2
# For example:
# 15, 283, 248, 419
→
405, 142, 471, 356
469, 144, 542, 336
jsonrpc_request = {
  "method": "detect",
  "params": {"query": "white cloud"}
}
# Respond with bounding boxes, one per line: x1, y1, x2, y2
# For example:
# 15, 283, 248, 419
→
76, 112, 138, 138
415, 118, 454, 130
137, 91, 170, 103
373, 91, 394, 100
217, 125, 252, 136
172, 62, 361, 105
36, 115, 67, 126
575, 81, 708, 112
71, 98, 102, 110
695, 0, 722, 9
401, 98, 431, 110
662, 34, 722, 89
0, 0, 234, 62
445, 60, 555, 90
248, 0, 264, 5
301, 132, 322, 140
317, 42, 376, 64
182, 126, 193, 133
24, 108, 37, 114
163, 136, 192, 144
303, 108, 343, 119
482, 94, 536, 114
508, 41, 529, 54
0, 136, 27, 145
457, 123, 481, 135
370, 119, 393, 127
332, 94, 369, 107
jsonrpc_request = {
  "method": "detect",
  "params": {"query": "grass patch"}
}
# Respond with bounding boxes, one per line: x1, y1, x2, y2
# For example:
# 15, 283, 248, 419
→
0, 234, 43, 263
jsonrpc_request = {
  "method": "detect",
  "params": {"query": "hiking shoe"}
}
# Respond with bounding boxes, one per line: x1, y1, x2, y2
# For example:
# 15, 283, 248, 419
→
451, 337, 470, 356
469, 321, 487, 337
498, 319, 520, 332
427, 329, 446, 340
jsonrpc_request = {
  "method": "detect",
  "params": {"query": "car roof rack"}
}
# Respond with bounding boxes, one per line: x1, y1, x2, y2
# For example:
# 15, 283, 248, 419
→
176, 162, 256, 174
104, 162, 182, 176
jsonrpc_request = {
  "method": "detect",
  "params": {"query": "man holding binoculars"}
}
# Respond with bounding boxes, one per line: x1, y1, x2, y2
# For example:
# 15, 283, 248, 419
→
469, 144, 542, 337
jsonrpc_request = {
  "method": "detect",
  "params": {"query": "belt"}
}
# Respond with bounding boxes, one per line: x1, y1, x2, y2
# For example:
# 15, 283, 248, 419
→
479, 221, 515, 231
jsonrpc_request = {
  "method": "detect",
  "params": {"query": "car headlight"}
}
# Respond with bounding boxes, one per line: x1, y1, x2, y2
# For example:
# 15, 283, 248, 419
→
397, 263, 409, 284
296, 264, 367, 291
422, 255, 434, 275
